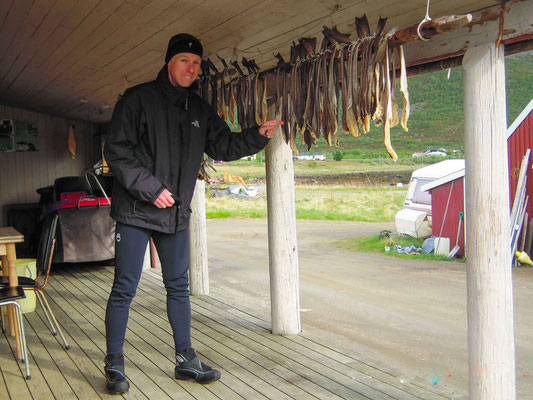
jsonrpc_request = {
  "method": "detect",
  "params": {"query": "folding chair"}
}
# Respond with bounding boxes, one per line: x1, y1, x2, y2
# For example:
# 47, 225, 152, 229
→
0, 286, 31, 379
0, 213, 70, 349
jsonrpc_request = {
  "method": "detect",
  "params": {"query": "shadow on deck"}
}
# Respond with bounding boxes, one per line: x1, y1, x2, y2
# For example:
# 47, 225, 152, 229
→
0, 265, 462, 399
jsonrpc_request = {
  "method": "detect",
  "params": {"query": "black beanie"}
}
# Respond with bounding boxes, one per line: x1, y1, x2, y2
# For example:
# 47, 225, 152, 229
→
165, 33, 203, 63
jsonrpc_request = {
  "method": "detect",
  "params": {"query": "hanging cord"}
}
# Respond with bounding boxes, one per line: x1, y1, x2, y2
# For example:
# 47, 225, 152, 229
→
495, 0, 506, 47
417, 0, 432, 41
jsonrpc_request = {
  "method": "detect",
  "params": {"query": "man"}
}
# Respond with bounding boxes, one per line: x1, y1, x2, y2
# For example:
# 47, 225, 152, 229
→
104, 33, 282, 394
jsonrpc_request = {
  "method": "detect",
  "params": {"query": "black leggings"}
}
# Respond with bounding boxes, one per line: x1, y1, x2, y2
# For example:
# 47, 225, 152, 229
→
105, 222, 191, 356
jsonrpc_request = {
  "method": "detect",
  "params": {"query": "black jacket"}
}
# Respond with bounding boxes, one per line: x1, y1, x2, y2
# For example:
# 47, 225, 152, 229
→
104, 65, 269, 233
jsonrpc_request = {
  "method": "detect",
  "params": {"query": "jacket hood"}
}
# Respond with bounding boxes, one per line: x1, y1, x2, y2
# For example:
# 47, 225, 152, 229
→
156, 65, 198, 108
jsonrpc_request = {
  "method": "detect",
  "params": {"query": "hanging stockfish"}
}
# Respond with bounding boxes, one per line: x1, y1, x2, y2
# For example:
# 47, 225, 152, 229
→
314, 54, 326, 142
215, 55, 229, 122
206, 58, 219, 113
274, 53, 292, 144
241, 58, 255, 128
206, 57, 223, 116
288, 56, 300, 153
325, 46, 339, 146
344, 41, 361, 137
230, 60, 244, 125
301, 40, 321, 148
199, 60, 210, 107
399, 45, 410, 131
382, 41, 398, 160
232, 62, 247, 129
390, 47, 399, 128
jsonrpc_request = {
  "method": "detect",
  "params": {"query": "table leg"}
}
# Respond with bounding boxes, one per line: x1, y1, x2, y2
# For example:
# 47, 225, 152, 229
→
0, 255, 14, 335
6, 244, 22, 360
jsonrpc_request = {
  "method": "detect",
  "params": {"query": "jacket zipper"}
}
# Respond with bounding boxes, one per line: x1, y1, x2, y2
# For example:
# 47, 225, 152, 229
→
133, 200, 137, 214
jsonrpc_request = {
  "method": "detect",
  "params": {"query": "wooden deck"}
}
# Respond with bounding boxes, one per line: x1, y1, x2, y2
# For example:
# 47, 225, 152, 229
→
0, 265, 461, 400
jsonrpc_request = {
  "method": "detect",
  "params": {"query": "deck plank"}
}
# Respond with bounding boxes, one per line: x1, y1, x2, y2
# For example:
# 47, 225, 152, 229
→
56, 266, 229, 400
141, 270, 407, 400
0, 265, 461, 399
23, 309, 90, 399
74, 265, 271, 400
0, 321, 33, 400
140, 270, 421, 400
194, 293, 454, 400
87, 267, 329, 400
49, 269, 183, 400
88, 267, 368, 399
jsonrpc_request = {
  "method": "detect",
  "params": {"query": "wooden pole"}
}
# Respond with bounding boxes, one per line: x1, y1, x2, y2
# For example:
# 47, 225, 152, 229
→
189, 179, 209, 295
463, 43, 516, 399
389, 14, 473, 47
265, 104, 300, 335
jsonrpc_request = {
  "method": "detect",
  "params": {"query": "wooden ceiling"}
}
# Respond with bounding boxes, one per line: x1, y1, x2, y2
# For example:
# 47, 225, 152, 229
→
0, 0, 531, 124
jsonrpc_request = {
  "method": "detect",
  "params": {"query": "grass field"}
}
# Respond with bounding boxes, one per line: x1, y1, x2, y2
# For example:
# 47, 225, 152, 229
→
206, 185, 407, 222
204, 158, 452, 259
209, 159, 422, 180
205, 160, 411, 222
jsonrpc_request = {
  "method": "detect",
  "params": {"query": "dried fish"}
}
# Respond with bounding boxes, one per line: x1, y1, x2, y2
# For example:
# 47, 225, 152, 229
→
254, 74, 262, 125
326, 49, 339, 146
355, 14, 370, 39
400, 45, 410, 132
196, 16, 407, 160
344, 44, 360, 137
228, 81, 236, 123
390, 47, 399, 128
382, 43, 398, 160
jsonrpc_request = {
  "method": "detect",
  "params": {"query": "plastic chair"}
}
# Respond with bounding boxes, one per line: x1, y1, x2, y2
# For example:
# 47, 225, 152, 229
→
0, 286, 31, 379
0, 213, 70, 349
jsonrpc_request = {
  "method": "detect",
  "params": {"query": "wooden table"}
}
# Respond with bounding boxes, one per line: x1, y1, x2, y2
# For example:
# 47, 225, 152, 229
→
0, 227, 24, 359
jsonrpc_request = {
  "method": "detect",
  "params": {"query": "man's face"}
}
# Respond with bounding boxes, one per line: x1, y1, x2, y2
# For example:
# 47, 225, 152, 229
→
167, 52, 202, 87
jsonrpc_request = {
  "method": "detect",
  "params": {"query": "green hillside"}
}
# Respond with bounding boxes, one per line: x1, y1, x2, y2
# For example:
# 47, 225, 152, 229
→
291, 50, 533, 159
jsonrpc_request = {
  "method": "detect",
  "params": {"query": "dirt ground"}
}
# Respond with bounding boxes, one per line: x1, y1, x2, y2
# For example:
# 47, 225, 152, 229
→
205, 218, 533, 399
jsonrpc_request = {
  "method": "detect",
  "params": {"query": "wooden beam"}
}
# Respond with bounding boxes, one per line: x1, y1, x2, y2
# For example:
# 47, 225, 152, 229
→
189, 179, 209, 295
404, 0, 533, 67
402, 37, 533, 76
226, 1, 533, 103
265, 104, 300, 335
390, 14, 473, 47
463, 43, 516, 399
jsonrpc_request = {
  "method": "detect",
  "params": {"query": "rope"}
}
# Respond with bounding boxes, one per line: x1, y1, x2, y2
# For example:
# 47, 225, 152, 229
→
495, 0, 506, 47
417, 0, 432, 41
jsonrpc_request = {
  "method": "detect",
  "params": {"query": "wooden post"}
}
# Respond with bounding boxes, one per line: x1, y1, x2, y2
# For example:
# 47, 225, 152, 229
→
189, 179, 209, 295
463, 43, 516, 399
265, 105, 301, 335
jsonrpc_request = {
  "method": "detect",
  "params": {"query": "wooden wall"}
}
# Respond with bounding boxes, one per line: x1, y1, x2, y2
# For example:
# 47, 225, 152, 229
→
0, 104, 98, 226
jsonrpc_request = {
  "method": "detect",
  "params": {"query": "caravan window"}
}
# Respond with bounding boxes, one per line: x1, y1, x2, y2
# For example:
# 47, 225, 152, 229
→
412, 178, 433, 205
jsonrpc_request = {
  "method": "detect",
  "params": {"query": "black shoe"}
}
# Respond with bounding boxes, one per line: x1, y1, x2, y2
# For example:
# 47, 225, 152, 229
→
104, 355, 130, 394
175, 349, 221, 384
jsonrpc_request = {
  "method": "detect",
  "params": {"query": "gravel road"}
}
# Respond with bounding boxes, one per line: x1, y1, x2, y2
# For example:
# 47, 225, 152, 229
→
205, 218, 533, 398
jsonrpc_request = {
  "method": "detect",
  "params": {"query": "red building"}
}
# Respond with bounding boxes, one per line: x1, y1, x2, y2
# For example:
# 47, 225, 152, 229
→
422, 167, 466, 257
507, 99, 533, 218
421, 98, 533, 257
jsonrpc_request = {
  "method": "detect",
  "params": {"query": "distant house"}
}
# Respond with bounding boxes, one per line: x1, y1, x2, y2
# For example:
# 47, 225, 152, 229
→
240, 153, 257, 161
293, 152, 326, 161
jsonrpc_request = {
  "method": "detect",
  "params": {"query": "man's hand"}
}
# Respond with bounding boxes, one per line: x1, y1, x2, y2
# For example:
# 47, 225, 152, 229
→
259, 120, 284, 138
154, 189, 175, 209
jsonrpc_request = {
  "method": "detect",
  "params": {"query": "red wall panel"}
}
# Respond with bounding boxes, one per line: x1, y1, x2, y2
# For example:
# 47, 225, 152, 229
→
430, 178, 465, 256
508, 110, 533, 217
